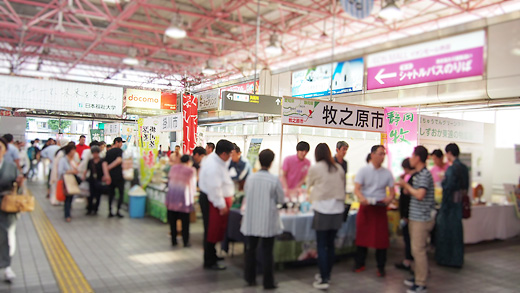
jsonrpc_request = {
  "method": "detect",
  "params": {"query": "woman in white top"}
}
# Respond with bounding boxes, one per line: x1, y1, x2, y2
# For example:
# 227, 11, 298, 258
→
307, 143, 346, 290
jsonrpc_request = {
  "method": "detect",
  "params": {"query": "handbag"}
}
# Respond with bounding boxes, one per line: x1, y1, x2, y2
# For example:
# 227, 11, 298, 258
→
63, 174, 81, 196
1, 183, 35, 213
56, 180, 66, 202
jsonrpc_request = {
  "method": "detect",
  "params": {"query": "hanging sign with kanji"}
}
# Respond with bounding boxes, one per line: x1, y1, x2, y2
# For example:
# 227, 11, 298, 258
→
384, 107, 418, 179
282, 97, 385, 133
420, 115, 483, 144
182, 93, 198, 155
138, 117, 160, 188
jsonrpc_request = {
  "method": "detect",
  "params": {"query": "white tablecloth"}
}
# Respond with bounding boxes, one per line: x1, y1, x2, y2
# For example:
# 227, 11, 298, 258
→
463, 205, 520, 244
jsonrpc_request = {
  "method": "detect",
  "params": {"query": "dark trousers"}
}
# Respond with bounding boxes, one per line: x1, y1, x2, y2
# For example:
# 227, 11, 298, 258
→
199, 192, 218, 267
355, 246, 387, 270
87, 181, 102, 213
316, 230, 337, 282
168, 210, 190, 246
64, 196, 73, 218
108, 180, 124, 214
244, 236, 275, 288
403, 222, 413, 261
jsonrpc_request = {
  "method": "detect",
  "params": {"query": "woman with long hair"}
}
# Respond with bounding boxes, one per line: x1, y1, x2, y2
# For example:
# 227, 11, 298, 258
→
307, 143, 346, 290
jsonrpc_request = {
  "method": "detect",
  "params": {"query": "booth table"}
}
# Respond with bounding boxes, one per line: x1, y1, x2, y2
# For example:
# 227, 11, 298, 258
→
145, 183, 168, 223
463, 205, 520, 244
222, 209, 357, 264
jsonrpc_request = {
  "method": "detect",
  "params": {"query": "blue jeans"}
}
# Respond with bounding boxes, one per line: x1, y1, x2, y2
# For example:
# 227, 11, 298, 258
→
316, 230, 337, 282
64, 196, 73, 218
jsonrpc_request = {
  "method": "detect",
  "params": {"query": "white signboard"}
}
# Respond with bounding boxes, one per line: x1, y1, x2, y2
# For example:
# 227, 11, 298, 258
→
159, 113, 182, 132
0, 75, 123, 115
104, 123, 121, 136
197, 89, 219, 111
124, 89, 161, 109
420, 115, 484, 144
282, 97, 385, 133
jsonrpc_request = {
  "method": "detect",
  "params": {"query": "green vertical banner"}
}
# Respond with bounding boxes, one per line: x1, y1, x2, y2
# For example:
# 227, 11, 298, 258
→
138, 118, 160, 188
90, 129, 104, 142
246, 138, 263, 167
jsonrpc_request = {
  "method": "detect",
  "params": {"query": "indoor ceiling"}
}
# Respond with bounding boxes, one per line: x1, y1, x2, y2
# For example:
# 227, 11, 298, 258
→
0, 0, 519, 90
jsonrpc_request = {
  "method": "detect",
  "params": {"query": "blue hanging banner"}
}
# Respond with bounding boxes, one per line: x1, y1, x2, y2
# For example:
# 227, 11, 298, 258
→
341, 0, 374, 19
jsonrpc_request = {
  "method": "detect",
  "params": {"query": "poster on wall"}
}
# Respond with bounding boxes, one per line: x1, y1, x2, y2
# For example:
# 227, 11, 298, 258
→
291, 58, 364, 98
90, 129, 104, 142
282, 97, 385, 133
138, 117, 160, 188
384, 107, 418, 179
366, 31, 485, 90
246, 138, 263, 167
104, 123, 121, 136
419, 115, 484, 144
182, 94, 198, 155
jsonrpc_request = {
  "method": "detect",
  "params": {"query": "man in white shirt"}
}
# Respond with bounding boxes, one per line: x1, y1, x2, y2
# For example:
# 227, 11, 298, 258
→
353, 145, 395, 277
198, 139, 235, 270
41, 139, 61, 198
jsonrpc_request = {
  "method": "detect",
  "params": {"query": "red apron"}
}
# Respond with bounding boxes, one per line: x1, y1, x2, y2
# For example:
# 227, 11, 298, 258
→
207, 197, 233, 243
355, 205, 389, 249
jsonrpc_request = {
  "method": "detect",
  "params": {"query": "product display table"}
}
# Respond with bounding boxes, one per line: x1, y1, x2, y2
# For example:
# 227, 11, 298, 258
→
223, 209, 358, 263
145, 183, 168, 223
463, 205, 520, 244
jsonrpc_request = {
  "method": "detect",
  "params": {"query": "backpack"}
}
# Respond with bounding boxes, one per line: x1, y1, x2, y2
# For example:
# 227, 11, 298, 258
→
27, 146, 36, 161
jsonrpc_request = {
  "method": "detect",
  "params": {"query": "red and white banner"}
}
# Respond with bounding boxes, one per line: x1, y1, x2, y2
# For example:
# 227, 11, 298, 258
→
182, 94, 198, 155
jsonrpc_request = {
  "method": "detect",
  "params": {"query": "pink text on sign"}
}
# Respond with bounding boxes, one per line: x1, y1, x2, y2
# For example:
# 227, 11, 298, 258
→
367, 47, 484, 90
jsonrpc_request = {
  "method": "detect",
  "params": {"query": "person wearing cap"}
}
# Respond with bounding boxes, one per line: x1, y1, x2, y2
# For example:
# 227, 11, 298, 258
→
102, 137, 125, 218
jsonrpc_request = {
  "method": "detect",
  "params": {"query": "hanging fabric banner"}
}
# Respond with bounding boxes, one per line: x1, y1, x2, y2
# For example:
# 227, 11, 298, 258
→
182, 93, 198, 155
90, 129, 104, 142
138, 117, 160, 188
384, 107, 418, 179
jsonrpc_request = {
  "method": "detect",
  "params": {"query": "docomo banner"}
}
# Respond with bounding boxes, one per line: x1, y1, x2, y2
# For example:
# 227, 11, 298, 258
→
367, 31, 485, 90
124, 89, 177, 110
125, 89, 161, 109
282, 97, 385, 133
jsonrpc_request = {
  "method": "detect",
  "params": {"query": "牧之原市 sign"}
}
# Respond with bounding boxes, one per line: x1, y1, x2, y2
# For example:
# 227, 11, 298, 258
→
367, 31, 485, 90
221, 91, 282, 115
282, 97, 385, 133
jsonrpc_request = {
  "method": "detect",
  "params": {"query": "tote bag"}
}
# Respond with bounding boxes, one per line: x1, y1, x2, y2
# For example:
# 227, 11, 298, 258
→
63, 174, 81, 196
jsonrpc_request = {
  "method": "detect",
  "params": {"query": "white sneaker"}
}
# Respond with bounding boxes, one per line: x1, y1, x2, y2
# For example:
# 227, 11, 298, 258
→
404, 278, 415, 287
4, 267, 16, 282
315, 273, 322, 282
312, 280, 329, 290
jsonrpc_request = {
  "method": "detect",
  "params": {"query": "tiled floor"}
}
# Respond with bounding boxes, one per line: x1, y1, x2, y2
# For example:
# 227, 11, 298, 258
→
1, 181, 519, 292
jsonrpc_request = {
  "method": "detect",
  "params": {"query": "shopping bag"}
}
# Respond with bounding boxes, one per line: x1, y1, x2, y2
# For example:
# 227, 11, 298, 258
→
1, 183, 35, 213
78, 181, 90, 197
56, 180, 66, 202
63, 174, 81, 196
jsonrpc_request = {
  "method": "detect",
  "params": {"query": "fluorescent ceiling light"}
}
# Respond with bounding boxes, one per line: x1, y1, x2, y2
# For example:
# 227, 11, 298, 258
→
165, 26, 187, 39
265, 34, 282, 56
122, 57, 139, 66
202, 67, 216, 75
15, 108, 29, 112
379, 1, 403, 21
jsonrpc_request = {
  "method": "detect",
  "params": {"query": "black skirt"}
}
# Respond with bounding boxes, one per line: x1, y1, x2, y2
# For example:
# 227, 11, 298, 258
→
312, 211, 343, 231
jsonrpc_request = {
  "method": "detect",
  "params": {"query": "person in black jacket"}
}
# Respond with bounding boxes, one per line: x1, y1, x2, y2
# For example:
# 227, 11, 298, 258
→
85, 147, 105, 215
395, 158, 416, 271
